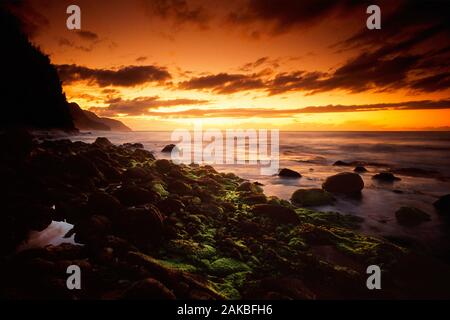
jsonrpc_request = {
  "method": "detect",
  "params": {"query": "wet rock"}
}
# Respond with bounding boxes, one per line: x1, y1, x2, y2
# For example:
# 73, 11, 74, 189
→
157, 198, 185, 215
333, 160, 350, 166
121, 278, 176, 299
395, 207, 431, 226
54, 196, 89, 224
278, 168, 301, 178
209, 257, 251, 276
237, 182, 263, 193
94, 137, 113, 148
197, 177, 222, 193
161, 144, 177, 153
122, 205, 164, 246
74, 214, 112, 243
104, 235, 137, 256
83, 148, 110, 162
113, 185, 159, 206
434, 194, 450, 214
65, 154, 102, 178
239, 220, 261, 235
133, 148, 155, 162
291, 188, 335, 207
87, 192, 122, 217
252, 204, 300, 225
373, 172, 401, 182
243, 194, 267, 205
322, 172, 364, 194
122, 142, 144, 149
122, 167, 151, 181
198, 203, 224, 217
168, 181, 192, 196
154, 159, 172, 172
354, 166, 368, 173
95, 160, 122, 181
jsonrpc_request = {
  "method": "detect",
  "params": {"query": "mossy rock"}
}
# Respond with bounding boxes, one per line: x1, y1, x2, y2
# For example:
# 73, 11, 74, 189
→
211, 271, 250, 299
288, 237, 308, 250
296, 209, 363, 229
291, 188, 335, 206
395, 206, 431, 226
242, 194, 267, 205
209, 258, 251, 275
237, 182, 263, 194
152, 183, 169, 197
167, 239, 217, 259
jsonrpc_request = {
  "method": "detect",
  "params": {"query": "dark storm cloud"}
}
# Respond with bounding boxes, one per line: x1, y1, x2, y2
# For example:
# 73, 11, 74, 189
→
136, 56, 148, 62
143, 0, 211, 29
239, 56, 280, 72
179, 73, 266, 94
137, 99, 450, 118
228, 0, 368, 34
90, 96, 209, 116
58, 38, 93, 52
57, 64, 172, 87
336, 0, 450, 50
76, 30, 99, 41
4, 0, 49, 38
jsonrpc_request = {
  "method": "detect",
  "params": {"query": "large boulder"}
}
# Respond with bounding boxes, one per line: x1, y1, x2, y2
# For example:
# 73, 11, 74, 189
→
354, 166, 368, 173
252, 204, 300, 225
133, 148, 155, 162
122, 167, 151, 181
278, 168, 301, 178
154, 159, 173, 172
322, 172, 364, 194
291, 188, 335, 207
65, 154, 102, 178
434, 194, 450, 214
168, 181, 192, 196
122, 205, 164, 246
156, 198, 185, 215
395, 207, 431, 226
94, 137, 113, 148
237, 182, 263, 193
74, 214, 112, 243
87, 192, 122, 217
161, 144, 177, 153
113, 186, 159, 207
372, 172, 401, 182
243, 194, 267, 205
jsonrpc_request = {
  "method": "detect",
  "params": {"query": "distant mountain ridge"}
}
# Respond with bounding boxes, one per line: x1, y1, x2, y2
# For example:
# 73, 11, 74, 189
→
69, 103, 131, 132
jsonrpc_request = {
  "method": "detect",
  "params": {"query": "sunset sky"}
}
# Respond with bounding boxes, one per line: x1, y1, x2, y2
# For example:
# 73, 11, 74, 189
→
11, 0, 450, 130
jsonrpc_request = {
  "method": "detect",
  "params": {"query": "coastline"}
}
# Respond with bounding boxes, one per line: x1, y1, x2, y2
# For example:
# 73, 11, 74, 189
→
1, 132, 450, 299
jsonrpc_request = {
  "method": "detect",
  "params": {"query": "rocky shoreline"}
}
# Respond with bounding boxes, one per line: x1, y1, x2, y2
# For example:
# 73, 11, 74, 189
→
1, 130, 450, 299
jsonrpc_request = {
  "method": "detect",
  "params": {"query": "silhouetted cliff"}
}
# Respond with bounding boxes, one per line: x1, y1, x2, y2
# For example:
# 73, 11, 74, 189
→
0, 4, 75, 131
69, 102, 132, 132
